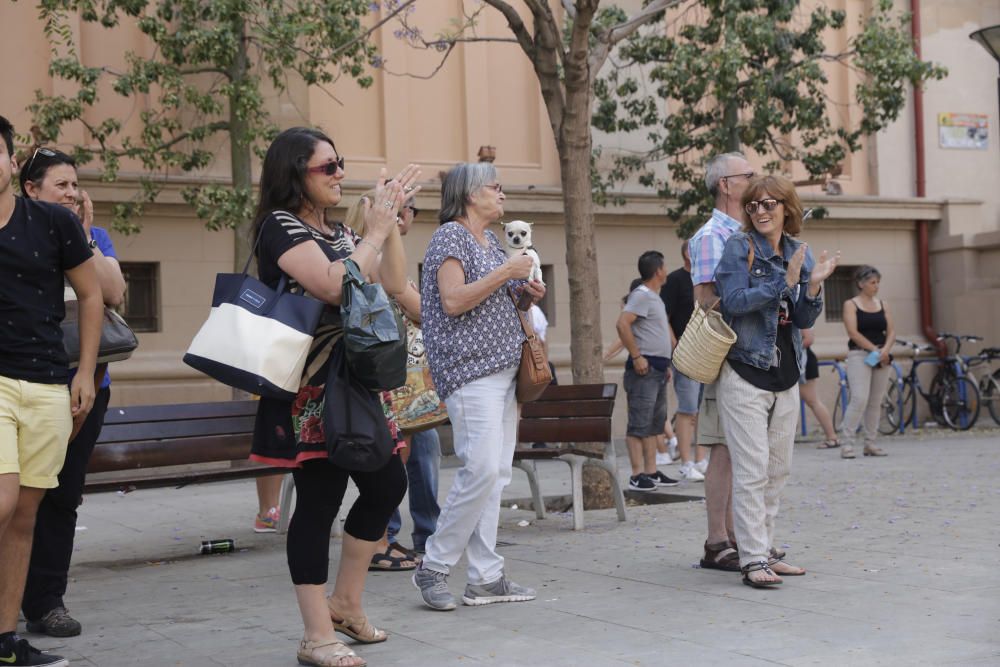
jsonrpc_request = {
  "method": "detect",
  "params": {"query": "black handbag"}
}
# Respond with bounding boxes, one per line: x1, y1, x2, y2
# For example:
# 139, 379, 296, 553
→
62, 286, 139, 369
323, 343, 395, 472
341, 258, 407, 391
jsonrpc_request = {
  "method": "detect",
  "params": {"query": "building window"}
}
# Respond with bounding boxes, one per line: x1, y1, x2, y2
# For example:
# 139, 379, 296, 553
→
119, 262, 160, 332
824, 265, 858, 322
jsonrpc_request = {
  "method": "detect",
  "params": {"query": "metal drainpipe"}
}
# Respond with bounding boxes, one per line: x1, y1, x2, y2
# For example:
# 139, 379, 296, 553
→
910, 0, 946, 356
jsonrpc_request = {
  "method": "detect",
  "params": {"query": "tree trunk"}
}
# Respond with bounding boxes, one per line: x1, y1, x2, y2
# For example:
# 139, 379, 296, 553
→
230, 16, 254, 274
558, 32, 613, 507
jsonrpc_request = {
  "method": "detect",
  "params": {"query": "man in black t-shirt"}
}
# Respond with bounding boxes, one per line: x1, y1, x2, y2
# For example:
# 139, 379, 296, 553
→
659, 240, 707, 481
0, 116, 102, 667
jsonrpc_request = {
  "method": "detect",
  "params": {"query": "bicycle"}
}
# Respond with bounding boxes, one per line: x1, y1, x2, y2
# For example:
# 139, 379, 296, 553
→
879, 338, 980, 432
798, 358, 849, 436
962, 345, 1000, 426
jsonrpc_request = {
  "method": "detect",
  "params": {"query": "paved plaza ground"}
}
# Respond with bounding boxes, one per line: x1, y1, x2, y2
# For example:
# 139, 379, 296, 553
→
19, 428, 1000, 666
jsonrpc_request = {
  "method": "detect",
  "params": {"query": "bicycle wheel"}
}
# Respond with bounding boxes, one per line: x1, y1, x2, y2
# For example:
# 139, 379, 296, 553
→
940, 377, 980, 431
982, 370, 1000, 426
878, 381, 901, 435
831, 387, 848, 433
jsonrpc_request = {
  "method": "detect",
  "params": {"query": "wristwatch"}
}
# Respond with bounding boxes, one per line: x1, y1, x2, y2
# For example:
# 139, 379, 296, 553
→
87, 238, 98, 249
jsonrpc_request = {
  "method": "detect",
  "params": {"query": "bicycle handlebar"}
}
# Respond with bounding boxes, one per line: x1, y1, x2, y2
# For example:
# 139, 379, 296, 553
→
896, 339, 937, 353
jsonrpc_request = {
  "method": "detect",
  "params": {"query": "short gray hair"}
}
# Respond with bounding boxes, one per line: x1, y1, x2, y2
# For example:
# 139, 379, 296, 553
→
705, 152, 747, 197
439, 162, 497, 224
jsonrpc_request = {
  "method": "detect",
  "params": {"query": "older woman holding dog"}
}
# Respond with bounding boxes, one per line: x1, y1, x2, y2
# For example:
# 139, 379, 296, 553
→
412, 162, 544, 611
714, 174, 839, 588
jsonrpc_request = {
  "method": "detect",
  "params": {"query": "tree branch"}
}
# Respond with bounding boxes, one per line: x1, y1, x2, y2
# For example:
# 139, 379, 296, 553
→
589, 0, 690, 77
482, 0, 537, 60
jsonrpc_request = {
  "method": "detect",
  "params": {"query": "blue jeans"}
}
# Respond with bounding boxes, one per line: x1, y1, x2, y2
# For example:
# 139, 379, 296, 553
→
387, 428, 442, 552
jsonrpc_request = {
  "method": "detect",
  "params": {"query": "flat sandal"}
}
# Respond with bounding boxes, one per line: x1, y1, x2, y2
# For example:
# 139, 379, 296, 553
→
328, 600, 387, 644
741, 561, 782, 588
297, 637, 365, 667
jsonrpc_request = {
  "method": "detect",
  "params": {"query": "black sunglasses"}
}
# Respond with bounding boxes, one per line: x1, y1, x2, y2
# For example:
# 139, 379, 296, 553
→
306, 156, 345, 176
744, 198, 784, 215
24, 147, 57, 176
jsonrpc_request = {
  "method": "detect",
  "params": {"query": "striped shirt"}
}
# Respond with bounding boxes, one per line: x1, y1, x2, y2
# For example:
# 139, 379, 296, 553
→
688, 209, 743, 286
256, 210, 359, 387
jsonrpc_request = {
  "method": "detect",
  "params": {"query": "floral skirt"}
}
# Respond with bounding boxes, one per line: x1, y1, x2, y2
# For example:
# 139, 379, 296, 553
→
250, 385, 404, 468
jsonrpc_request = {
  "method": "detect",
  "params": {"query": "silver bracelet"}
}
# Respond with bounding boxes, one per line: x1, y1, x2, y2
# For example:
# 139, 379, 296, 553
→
358, 238, 381, 253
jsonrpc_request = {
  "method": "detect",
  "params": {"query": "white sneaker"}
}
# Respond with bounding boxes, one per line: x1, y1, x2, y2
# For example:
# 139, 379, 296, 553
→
655, 452, 673, 466
679, 461, 705, 482
695, 459, 709, 475
666, 436, 679, 461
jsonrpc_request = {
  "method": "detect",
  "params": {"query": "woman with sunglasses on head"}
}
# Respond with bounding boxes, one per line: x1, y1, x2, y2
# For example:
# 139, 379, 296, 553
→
18, 148, 126, 639
714, 174, 839, 588
249, 127, 420, 667
344, 190, 443, 572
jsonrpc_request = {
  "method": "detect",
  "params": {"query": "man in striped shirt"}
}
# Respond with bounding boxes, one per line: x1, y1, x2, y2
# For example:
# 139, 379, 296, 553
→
688, 152, 756, 573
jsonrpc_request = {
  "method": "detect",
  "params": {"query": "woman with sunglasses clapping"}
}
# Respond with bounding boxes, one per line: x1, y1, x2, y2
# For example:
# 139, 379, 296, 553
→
713, 175, 839, 588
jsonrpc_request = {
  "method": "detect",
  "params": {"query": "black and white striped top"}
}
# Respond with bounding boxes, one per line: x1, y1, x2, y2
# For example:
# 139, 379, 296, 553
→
256, 209, 359, 387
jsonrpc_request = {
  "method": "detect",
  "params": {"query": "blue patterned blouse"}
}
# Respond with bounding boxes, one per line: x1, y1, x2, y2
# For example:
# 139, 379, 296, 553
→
420, 222, 525, 400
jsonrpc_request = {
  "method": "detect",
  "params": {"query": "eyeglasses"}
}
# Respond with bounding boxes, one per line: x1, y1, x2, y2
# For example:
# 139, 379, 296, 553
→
24, 147, 57, 176
743, 198, 784, 215
305, 156, 345, 176
723, 171, 754, 181
483, 183, 503, 193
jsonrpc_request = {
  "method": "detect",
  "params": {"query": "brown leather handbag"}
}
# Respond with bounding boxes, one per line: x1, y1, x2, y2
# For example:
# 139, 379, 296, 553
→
510, 289, 552, 403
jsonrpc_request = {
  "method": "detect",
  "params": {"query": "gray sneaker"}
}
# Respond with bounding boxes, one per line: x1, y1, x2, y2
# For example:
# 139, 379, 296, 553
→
412, 564, 457, 611
462, 574, 536, 606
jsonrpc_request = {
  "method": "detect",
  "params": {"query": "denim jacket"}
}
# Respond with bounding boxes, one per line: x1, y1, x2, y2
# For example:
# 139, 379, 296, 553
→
714, 229, 823, 372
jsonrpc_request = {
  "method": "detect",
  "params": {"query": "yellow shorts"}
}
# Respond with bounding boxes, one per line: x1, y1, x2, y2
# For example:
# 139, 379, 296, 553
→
0, 375, 72, 488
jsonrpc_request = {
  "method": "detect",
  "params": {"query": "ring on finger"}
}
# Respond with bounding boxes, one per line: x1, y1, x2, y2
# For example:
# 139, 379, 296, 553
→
383, 201, 393, 208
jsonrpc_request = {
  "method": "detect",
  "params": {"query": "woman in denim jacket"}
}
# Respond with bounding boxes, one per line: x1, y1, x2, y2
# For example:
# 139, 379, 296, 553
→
714, 174, 839, 588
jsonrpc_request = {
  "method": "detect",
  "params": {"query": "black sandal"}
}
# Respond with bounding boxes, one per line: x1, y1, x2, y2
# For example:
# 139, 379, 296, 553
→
741, 561, 782, 588
368, 547, 417, 571
700, 540, 741, 572
768, 549, 805, 576
387, 542, 420, 562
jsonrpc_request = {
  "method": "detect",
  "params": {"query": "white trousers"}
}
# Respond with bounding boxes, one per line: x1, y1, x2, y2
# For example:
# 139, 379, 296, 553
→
422, 366, 518, 585
717, 362, 799, 567
840, 350, 891, 447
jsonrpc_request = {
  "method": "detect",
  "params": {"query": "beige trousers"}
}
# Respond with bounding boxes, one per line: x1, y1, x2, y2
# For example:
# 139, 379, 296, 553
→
717, 362, 799, 567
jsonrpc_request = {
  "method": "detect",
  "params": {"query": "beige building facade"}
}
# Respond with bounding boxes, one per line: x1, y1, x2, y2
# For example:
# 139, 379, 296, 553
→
2, 1, 998, 436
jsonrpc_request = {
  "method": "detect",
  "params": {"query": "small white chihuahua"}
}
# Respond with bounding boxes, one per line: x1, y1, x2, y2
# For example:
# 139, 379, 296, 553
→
502, 220, 544, 285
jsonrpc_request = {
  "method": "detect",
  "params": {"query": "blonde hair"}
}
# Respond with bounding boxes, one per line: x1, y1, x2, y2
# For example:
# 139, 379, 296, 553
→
740, 174, 803, 236
343, 188, 379, 237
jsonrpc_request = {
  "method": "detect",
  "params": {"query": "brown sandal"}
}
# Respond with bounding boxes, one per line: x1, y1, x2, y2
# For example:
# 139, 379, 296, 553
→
864, 446, 887, 457
700, 540, 741, 572
817, 439, 840, 449
327, 600, 387, 644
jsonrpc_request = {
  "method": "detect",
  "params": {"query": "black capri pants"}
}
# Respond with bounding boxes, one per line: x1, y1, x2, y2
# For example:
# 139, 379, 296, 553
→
287, 456, 407, 585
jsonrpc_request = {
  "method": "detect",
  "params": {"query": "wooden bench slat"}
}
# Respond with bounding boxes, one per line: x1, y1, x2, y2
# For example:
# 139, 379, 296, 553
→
97, 416, 256, 444
513, 448, 601, 460
520, 401, 613, 418
88, 434, 253, 473
518, 417, 611, 443
534, 384, 617, 401
103, 401, 258, 425
85, 467, 277, 493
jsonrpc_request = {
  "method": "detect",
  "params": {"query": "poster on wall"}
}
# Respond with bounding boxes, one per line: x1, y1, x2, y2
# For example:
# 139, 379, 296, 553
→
938, 113, 988, 150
